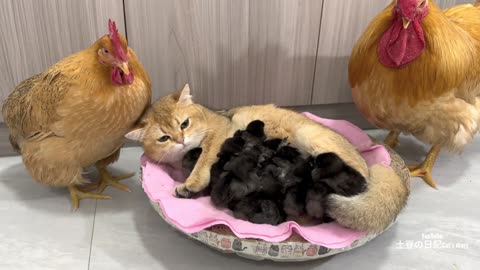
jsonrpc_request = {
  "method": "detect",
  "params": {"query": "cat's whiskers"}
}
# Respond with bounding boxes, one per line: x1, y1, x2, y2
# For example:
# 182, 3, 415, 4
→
186, 129, 213, 148
154, 144, 179, 164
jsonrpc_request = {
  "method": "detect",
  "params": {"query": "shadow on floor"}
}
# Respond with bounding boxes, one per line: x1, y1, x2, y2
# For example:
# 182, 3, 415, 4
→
0, 161, 134, 214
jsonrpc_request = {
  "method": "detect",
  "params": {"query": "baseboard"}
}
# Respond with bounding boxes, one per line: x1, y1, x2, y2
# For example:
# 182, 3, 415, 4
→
286, 103, 373, 130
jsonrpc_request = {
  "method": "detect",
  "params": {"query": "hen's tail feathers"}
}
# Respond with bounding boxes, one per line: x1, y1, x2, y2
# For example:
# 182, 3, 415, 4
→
326, 165, 409, 233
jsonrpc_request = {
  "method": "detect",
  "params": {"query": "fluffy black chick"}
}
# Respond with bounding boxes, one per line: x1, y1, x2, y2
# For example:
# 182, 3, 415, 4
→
233, 197, 284, 225
283, 185, 307, 217
305, 182, 329, 219
181, 147, 202, 178
312, 153, 367, 196
181, 120, 369, 226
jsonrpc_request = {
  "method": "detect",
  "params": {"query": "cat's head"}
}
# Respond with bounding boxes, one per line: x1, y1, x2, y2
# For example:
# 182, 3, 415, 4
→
126, 84, 208, 164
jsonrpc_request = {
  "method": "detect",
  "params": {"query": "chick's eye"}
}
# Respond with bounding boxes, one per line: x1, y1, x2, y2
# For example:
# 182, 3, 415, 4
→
158, 135, 170, 142
180, 119, 190, 130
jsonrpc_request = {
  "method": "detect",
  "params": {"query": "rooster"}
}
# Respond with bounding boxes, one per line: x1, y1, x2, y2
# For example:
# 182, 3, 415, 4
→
349, 0, 480, 188
2, 20, 151, 208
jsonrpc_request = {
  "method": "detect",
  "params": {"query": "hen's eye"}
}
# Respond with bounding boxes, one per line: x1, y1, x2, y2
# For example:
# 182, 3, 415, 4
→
419, 0, 426, 7
180, 119, 190, 130
158, 135, 170, 142
103, 48, 109, 54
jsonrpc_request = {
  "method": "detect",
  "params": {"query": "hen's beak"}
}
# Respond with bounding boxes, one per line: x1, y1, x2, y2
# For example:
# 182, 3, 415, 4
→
116, 62, 130, 75
402, 17, 411, 29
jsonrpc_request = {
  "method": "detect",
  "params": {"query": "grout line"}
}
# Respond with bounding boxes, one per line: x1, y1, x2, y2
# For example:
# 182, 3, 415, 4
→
310, 0, 325, 105
87, 200, 98, 270
122, 0, 128, 41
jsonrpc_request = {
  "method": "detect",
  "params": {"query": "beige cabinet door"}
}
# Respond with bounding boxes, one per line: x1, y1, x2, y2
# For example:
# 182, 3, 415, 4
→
0, 0, 125, 122
312, 0, 392, 105
125, 0, 323, 108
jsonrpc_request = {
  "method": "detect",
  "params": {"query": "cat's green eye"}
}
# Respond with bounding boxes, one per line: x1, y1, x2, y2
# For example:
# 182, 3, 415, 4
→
158, 135, 170, 142
180, 118, 190, 130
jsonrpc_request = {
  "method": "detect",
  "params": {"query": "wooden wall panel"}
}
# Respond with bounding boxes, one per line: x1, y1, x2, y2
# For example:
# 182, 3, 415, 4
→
125, 0, 323, 108
0, 0, 125, 122
312, 0, 392, 105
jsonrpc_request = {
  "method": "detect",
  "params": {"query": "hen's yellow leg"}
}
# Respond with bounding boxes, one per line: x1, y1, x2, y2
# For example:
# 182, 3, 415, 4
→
408, 145, 441, 189
69, 185, 111, 210
384, 130, 400, 149
95, 166, 134, 193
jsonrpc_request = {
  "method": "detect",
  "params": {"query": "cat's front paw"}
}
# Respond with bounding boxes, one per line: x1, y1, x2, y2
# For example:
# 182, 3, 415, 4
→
174, 184, 194, 198
174, 176, 209, 198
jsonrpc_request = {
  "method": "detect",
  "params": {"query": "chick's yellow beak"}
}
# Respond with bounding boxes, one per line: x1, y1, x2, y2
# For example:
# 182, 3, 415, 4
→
117, 62, 130, 75
402, 17, 411, 29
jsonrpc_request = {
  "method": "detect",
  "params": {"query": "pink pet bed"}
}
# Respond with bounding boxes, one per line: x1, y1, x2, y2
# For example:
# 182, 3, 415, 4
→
140, 112, 410, 261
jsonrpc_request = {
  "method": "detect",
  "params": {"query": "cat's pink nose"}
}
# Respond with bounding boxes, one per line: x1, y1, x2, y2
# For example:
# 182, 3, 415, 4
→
176, 138, 185, 145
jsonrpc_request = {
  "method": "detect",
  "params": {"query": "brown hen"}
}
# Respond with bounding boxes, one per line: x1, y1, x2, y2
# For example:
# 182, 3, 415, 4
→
2, 20, 151, 208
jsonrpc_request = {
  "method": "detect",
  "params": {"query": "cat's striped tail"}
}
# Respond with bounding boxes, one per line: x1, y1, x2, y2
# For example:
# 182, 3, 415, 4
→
326, 164, 409, 233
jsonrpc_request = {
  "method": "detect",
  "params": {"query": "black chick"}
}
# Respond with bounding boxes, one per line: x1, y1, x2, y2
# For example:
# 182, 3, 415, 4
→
270, 157, 304, 191
223, 152, 258, 180
246, 120, 267, 138
218, 134, 245, 157
281, 158, 314, 219
305, 182, 329, 219
210, 172, 237, 207
283, 186, 306, 217
249, 170, 283, 199
275, 145, 302, 161
263, 138, 285, 151
181, 120, 370, 227
241, 120, 266, 150
181, 147, 202, 177
312, 152, 367, 197
233, 197, 284, 225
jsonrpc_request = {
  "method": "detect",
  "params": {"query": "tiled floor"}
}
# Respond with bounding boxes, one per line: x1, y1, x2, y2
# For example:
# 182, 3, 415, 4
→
0, 131, 479, 270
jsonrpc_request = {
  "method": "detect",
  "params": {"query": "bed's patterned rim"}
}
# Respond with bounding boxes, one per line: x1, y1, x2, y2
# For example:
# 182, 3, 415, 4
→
139, 142, 410, 261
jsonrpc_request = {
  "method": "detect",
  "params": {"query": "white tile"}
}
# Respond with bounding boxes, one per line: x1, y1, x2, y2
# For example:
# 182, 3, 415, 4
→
2, 136, 480, 270
0, 156, 95, 270
90, 144, 480, 270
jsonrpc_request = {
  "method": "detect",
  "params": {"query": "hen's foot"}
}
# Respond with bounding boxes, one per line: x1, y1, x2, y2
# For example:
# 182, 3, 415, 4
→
384, 131, 400, 149
76, 183, 100, 192
69, 185, 111, 210
408, 145, 441, 189
95, 166, 135, 193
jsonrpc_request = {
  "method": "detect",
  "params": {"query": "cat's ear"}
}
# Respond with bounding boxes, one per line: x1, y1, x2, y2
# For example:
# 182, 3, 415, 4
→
174, 83, 193, 106
125, 123, 146, 142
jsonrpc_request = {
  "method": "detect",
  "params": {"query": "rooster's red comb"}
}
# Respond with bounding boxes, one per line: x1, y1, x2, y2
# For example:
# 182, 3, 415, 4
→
108, 19, 127, 61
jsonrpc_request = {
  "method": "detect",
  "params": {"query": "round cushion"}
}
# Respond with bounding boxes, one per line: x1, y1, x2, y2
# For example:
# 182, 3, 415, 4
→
140, 113, 410, 262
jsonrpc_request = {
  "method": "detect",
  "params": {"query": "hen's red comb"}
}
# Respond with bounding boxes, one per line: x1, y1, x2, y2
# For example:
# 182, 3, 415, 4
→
108, 19, 127, 61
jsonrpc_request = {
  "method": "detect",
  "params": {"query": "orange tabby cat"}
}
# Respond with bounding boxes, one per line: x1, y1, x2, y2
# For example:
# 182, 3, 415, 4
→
126, 84, 235, 197
127, 84, 409, 232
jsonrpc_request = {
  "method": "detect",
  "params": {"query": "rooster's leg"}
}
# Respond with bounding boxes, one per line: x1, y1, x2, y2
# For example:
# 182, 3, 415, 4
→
408, 145, 441, 189
69, 185, 111, 210
90, 147, 134, 193
95, 166, 134, 193
384, 130, 400, 149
